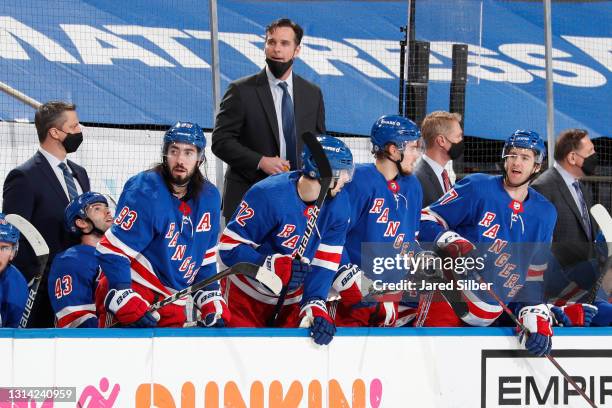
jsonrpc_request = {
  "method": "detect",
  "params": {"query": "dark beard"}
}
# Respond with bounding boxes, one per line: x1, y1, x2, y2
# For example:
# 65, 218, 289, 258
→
170, 166, 194, 186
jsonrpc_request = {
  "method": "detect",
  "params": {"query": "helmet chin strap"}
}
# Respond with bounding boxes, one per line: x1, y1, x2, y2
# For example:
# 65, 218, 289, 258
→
384, 150, 409, 177
325, 177, 339, 200
81, 218, 106, 237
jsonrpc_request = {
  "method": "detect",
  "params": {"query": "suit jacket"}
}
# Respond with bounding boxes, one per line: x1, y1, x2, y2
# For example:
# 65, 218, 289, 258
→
414, 159, 445, 208
2, 150, 90, 327
212, 69, 325, 219
531, 167, 598, 268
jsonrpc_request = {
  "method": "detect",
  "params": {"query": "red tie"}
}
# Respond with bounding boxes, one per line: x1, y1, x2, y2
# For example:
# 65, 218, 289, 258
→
441, 169, 451, 192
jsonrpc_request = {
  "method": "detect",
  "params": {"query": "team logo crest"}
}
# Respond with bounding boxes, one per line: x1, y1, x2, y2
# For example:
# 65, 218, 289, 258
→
508, 200, 523, 214
387, 180, 399, 194
304, 205, 316, 218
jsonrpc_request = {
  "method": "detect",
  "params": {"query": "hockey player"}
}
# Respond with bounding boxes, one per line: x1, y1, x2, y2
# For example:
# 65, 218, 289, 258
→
48, 192, 113, 327
219, 135, 353, 345
96, 122, 227, 328
419, 130, 563, 355
330, 115, 423, 327
0, 213, 27, 328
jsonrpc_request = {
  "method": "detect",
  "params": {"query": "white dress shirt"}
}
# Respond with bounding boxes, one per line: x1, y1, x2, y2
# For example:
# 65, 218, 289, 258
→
266, 65, 294, 161
39, 147, 83, 200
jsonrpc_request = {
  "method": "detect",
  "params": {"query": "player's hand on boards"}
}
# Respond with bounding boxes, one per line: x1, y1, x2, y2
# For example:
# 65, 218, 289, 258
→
550, 303, 598, 327
193, 288, 231, 328
299, 298, 336, 345
435, 231, 476, 264
258, 156, 291, 175
517, 304, 553, 356
104, 287, 159, 328
264, 254, 310, 291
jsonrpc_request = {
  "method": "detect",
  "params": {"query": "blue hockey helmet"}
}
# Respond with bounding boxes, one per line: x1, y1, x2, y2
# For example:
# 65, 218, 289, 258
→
65, 192, 108, 235
163, 121, 206, 160
302, 135, 354, 181
502, 130, 546, 164
0, 213, 20, 245
370, 114, 421, 152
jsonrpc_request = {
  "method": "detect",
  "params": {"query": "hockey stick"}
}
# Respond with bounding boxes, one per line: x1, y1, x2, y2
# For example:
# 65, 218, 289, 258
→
5, 214, 50, 328
268, 132, 333, 326
471, 269, 598, 408
415, 249, 469, 324
586, 204, 612, 304
150, 262, 282, 311
110, 262, 281, 327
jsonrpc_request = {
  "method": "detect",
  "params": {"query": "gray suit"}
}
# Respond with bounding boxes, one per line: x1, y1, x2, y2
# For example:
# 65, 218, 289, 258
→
414, 159, 445, 208
531, 167, 598, 268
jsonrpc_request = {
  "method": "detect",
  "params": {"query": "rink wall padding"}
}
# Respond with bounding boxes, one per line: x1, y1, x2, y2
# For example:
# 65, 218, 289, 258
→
0, 327, 611, 407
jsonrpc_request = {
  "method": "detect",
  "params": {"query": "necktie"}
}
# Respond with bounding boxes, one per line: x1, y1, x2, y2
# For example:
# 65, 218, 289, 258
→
59, 162, 78, 200
278, 81, 297, 169
572, 180, 592, 240
441, 169, 452, 192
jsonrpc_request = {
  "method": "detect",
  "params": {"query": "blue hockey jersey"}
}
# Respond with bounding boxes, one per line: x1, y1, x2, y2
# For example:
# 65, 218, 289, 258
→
97, 171, 220, 301
0, 264, 27, 328
49, 244, 99, 328
420, 174, 557, 326
219, 171, 350, 304
341, 163, 423, 273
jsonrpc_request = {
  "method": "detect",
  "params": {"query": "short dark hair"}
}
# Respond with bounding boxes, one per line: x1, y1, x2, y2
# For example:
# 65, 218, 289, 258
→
34, 101, 76, 143
554, 128, 588, 162
265, 18, 303, 45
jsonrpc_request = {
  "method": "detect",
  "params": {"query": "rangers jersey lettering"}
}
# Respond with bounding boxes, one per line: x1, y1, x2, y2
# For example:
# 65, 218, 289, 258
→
219, 171, 349, 303
96, 171, 220, 298
342, 163, 423, 271
420, 174, 557, 326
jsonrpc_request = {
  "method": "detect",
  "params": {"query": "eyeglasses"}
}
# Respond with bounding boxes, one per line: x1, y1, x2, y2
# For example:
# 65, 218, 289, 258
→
0, 245, 15, 253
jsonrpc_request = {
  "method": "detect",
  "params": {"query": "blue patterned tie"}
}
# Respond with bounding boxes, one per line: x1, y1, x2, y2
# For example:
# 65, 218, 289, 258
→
573, 180, 592, 240
278, 81, 297, 169
59, 162, 78, 200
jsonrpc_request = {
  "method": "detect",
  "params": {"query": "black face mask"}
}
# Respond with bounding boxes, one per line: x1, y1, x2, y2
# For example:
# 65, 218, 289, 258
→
581, 152, 598, 176
447, 140, 464, 160
266, 58, 294, 79
62, 132, 83, 153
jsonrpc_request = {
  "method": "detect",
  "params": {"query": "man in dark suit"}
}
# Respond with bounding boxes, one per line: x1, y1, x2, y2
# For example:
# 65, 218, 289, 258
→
212, 18, 325, 222
531, 128, 598, 270
414, 111, 464, 207
531, 128, 612, 327
3, 101, 90, 327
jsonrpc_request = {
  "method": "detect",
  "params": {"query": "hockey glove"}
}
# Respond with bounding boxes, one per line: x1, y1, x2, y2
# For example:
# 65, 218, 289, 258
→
332, 263, 365, 306
104, 288, 159, 328
193, 288, 231, 328
412, 250, 444, 281
517, 304, 553, 356
264, 254, 310, 291
550, 303, 598, 327
592, 300, 612, 326
435, 231, 475, 263
299, 298, 336, 345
